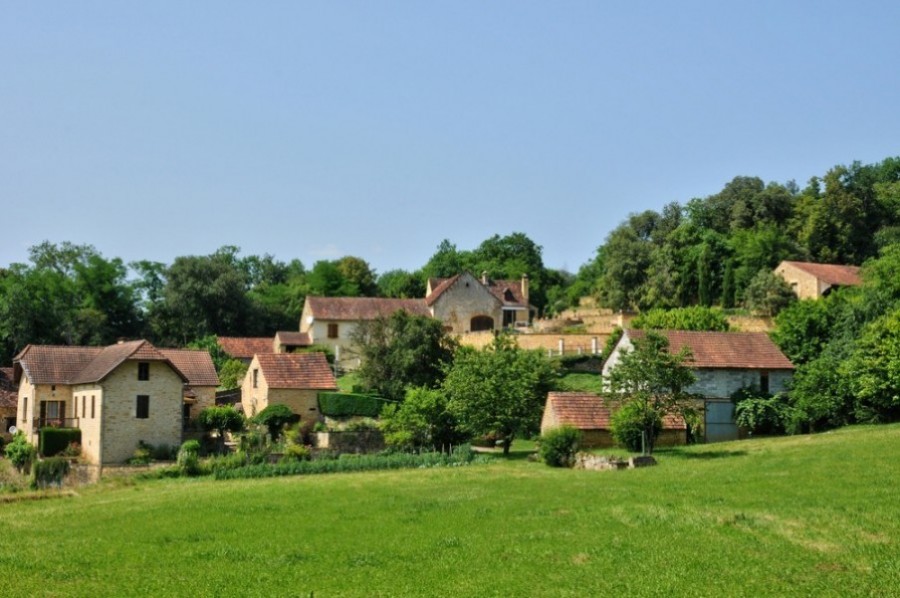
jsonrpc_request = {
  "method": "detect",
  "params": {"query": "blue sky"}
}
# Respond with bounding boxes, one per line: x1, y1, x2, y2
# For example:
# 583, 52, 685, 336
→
3, 2, 899, 275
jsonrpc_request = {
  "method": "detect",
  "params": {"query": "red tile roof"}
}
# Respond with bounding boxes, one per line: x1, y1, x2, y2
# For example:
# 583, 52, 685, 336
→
626, 330, 794, 370
13, 341, 217, 386
14, 345, 103, 385
546, 392, 686, 430
424, 275, 462, 306
72, 340, 180, 384
0, 367, 17, 410
160, 349, 219, 386
781, 261, 862, 287
304, 296, 431, 321
217, 337, 274, 360
274, 331, 311, 347
255, 352, 337, 390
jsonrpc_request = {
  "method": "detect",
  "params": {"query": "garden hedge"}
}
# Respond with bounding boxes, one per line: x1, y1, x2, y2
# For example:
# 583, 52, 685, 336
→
317, 392, 394, 418
39, 428, 81, 457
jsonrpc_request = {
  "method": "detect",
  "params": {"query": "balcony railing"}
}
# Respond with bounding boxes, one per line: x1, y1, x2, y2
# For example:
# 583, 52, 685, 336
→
33, 418, 80, 430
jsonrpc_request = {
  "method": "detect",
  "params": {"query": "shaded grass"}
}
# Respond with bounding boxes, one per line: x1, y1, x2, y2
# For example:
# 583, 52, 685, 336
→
556, 372, 604, 394
1, 425, 898, 596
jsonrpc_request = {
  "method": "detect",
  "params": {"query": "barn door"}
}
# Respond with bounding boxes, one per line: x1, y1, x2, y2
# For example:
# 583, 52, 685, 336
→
705, 400, 738, 443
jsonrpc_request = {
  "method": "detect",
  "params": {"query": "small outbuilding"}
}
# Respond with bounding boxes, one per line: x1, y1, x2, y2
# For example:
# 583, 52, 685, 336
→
241, 352, 337, 420
774, 260, 862, 300
541, 391, 687, 449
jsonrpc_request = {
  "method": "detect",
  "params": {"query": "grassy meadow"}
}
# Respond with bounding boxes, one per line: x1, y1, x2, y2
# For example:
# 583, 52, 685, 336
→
1, 425, 898, 596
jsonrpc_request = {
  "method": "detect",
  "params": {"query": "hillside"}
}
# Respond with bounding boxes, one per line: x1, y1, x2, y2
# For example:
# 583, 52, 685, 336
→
0, 425, 897, 595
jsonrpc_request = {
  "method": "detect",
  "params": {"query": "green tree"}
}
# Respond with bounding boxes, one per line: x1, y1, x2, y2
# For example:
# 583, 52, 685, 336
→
743, 270, 796, 316
352, 311, 457, 402
306, 260, 359, 297
444, 334, 558, 455
631, 306, 730, 332
218, 359, 248, 390
771, 299, 833, 364
251, 404, 296, 442
197, 406, 245, 454
377, 269, 425, 298
336, 256, 378, 297
603, 331, 698, 455
380, 387, 464, 451
841, 308, 900, 423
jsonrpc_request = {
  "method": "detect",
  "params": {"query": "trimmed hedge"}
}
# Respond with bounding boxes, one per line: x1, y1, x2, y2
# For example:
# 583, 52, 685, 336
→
214, 446, 480, 480
39, 428, 81, 457
318, 392, 395, 418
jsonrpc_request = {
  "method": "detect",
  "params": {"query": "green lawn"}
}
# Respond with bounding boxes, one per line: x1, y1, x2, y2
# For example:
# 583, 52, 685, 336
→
556, 371, 604, 394
1, 425, 899, 596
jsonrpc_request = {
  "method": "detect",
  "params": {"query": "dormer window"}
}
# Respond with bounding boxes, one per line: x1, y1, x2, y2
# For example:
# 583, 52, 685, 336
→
138, 362, 150, 381
504, 289, 515, 301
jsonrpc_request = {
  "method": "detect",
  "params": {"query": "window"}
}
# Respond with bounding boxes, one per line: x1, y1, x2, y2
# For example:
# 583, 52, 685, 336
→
91, 396, 96, 419
138, 362, 150, 381
82, 396, 87, 419
22, 397, 28, 423
252, 368, 259, 389
136, 395, 150, 419
327, 323, 339, 339
760, 372, 770, 394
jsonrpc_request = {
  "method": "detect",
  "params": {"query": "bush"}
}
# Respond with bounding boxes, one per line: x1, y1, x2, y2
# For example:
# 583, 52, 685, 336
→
39, 428, 82, 457
281, 443, 311, 463
60, 442, 82, 459
128, 441, 153, 465
733, 389, 797, 436
252, 404, 297, 442
317, 392, 394, 418
610, 402, 662, 452
4, 432, 37, 473
538, 426, 582, 467
631, 306, 730, 332
177, 440, 202, 476
151, 443, 177, 461
31, 457, 70, 489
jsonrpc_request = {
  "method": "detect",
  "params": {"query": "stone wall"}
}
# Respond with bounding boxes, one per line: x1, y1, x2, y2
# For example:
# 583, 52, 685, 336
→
430, 273, 502, 334
775, 262, 822, 300
99, 360, 184, 464
691, 369, 792, 399
461, 332, 610, 354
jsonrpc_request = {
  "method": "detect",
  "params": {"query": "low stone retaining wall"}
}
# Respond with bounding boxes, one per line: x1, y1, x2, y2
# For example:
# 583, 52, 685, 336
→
574, 453, 657, 471
315, 430, 384, 454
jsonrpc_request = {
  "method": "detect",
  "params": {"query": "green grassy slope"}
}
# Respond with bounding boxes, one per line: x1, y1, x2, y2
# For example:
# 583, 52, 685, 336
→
1, 425, 898, 596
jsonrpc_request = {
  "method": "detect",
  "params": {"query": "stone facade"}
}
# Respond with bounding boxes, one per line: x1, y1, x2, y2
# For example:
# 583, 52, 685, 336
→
691, 368, 792, 399
427, 272, 503, 334
774, 261, 827, 300
240, 355, 324, 423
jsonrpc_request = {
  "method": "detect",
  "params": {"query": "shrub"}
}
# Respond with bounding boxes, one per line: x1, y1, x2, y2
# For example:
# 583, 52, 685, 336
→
733, 389, 797, 436
610, 402, 662, 452
5, 432, 37, 473
31, 457, 70, 489
252, 404, 297, 442
538, 426, 582, 467
177, 440, 202, 476
60, 442, 82, 459
151, 443, 177, 461
39, 428, 82, 457
631, 306, 730, 332
198, 406, 245, 454
281, 443, 311, 463
128, 441, 154, 465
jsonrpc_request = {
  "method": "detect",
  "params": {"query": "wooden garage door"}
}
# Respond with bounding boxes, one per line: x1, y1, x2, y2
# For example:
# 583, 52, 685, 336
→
705, 400, 738, 443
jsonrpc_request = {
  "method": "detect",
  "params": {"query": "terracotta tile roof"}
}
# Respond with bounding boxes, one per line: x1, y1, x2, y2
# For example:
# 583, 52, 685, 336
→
626, 330, 794, 370
255, 352, 337, 390
304, 296, 431, 321
13, 341, 198, 386
546, 392, 686, 430
217, 337, 274, 360
0, 367, 17, 410
14, 345, 103, 385
424, 275, 462, 306
73, 340, 186, 384
781, 261, 862, 287
160, 349, 219, 387
486, 279, 528, 308
274, 331, 311, 347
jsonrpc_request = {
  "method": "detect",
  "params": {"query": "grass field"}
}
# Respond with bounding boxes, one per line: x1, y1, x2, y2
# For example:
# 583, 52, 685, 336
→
1, 425, 898, 596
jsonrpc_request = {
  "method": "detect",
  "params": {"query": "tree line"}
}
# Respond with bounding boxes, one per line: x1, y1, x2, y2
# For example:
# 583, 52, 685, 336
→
0, 233, 571, 365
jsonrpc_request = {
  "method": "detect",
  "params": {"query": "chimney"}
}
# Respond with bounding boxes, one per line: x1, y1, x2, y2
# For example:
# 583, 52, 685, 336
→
521, 273, 529, 306
481, 271, 489, 285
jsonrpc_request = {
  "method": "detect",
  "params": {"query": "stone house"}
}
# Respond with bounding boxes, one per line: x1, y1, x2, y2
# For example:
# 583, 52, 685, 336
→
774, 260, 862, 300
240, 352, 337, 420
425, 272, 533, 334
298, 297, 432, 371
217, 333, 314, 366
540, 391, 687, 448
1, 367, 17, 438
603, 329, 795, 442
12, 340, 218, 464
